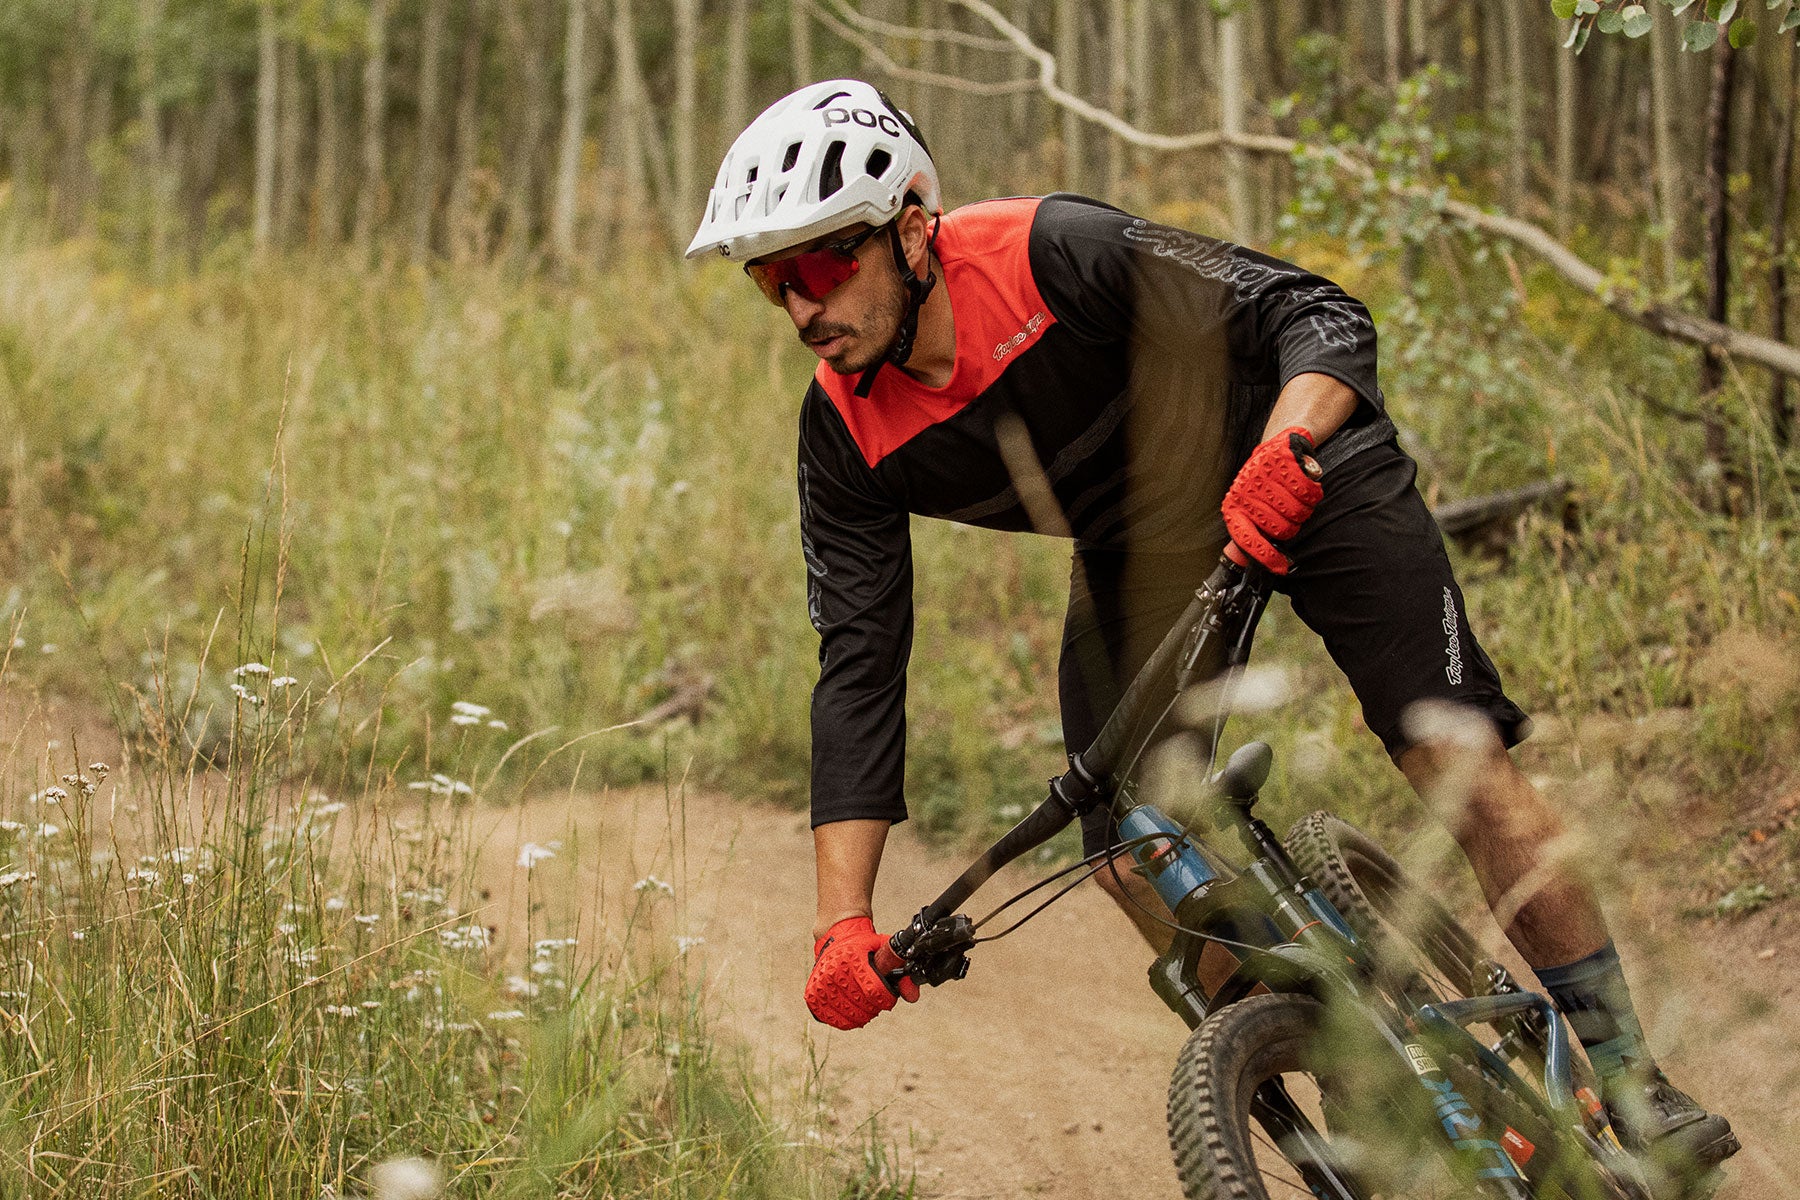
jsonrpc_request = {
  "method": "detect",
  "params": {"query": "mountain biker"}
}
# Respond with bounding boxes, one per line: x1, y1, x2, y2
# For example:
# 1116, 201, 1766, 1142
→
686, 78, 1738, 1174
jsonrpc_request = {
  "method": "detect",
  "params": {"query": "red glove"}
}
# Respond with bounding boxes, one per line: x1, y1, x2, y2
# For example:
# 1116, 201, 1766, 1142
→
805, 916, 919, 1030
1222, 426, 1324, 575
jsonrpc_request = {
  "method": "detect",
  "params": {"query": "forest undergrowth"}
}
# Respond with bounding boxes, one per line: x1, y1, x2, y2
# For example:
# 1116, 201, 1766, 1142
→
1, 191, 1796, 940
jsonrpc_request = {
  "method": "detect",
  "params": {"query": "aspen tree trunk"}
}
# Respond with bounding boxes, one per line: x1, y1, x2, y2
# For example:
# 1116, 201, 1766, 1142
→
1217, 1, 1250, 242
313, 53, 343, 247
1700, 43, 1738, 488
53, 2, 95, 235
252, 0, 278, 254
1382, 0, 1402, 88
1128, 0, 1149, 172
917, 0, 941, 137
1056, 0, 1083, 193
276, 35, 303, 247
445, 0, 488, 259
674, 0, 699, 243
501, 0, 551, 255
1406, 0, 1427, 74
135, 0, 169, 260
1501, 0, 1527, 211
1555, 37, 1575, 239
411, 0, 449, 261
1009, 0, 1032, 143
612, 0, 650, 246
790, 0, 814, 87
551, 0, 589, 266
1769, 46, 1797, 446
353, 0, 391, 253
1649, 9, 1682, 278
1106, 0, 1126, 201
725, 0, 750, 139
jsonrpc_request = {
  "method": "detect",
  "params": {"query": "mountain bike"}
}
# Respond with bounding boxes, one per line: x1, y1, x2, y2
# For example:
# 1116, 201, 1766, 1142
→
873, 554, 1693, 1200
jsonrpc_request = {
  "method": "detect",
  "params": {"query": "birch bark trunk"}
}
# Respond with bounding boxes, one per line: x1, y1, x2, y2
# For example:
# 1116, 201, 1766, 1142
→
252, 0, 279, 254
313, 53, 343, 247
445, 0, 488, 259
1056, 0, 1083, 193
411, 0, 449, 261
352, 0, 391, 254
725, 0, 750, 139
674, 0, 699, 243
1217, 1, 1250, 242
1649, 8, 1681, 283
276, 35, 303, 247
551, 0, 590, 266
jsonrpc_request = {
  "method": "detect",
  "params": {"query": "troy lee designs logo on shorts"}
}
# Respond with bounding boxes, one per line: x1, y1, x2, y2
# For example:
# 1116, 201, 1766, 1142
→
994, 311, 1046, 361
1442, 587, 1464, 685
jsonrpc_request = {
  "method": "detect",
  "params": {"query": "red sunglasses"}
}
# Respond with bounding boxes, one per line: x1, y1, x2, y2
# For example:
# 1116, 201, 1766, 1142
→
744, 226, 882, 306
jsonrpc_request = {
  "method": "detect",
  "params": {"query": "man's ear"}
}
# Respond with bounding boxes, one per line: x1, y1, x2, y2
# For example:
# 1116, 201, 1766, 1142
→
897, 206, 933, 276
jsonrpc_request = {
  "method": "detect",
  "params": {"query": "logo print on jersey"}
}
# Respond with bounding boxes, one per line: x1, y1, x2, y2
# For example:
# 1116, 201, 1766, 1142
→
1121, 220, 1366, 352
993, 311, 1046, 361
799, 463, 829, 631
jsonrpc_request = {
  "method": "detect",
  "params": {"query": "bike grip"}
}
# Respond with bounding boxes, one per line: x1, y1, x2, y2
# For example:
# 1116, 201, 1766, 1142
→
873, 940, 904, 974
1222, 543, 1251, 569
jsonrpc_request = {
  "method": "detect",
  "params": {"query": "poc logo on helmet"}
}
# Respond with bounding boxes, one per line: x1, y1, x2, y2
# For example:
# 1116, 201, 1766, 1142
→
823, 107, 903, 137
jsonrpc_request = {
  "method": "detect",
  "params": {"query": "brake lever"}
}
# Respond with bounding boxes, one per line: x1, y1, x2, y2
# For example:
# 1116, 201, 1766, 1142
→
879, 913, 978, 990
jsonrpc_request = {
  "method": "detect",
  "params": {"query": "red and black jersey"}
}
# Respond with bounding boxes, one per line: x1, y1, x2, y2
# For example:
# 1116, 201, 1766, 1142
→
800, 193, 1395, 827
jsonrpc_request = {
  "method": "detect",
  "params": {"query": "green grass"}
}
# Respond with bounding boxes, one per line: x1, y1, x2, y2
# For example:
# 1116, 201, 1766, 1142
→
1, 192, 1796, 903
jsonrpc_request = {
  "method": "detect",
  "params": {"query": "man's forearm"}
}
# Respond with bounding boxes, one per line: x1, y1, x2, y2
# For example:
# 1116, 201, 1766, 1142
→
1261, 372, 1359, 444
813, 818, 891, 942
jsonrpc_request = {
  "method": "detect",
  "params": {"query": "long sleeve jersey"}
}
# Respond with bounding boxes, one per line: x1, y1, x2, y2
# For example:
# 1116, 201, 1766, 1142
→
799, 193, 1394, 828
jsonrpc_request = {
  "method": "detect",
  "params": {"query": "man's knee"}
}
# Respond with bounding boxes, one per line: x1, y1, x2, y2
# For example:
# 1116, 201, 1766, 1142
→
1395, 702, 1546, 842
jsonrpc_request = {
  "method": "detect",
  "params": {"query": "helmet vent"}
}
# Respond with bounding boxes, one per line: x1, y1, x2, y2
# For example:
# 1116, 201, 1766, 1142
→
864, 148, 891, 180
745, 166, 759, 183
782, 142, 802, 172
818, 140, 846, 200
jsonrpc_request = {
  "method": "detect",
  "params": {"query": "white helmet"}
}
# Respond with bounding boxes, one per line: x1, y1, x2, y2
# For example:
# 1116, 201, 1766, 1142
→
685, 79, 940, 262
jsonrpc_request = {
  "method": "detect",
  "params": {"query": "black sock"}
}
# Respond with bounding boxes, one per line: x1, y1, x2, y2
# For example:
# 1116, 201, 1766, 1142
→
1534, 940, 1653, 1084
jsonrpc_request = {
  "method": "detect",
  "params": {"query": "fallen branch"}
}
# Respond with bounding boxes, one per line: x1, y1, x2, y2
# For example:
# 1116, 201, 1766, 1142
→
806, 0, 1036, 97
819, 0, 1800, 384
1431, 478, 1572, 543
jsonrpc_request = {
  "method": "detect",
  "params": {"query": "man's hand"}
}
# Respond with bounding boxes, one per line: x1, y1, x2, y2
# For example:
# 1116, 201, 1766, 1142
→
805, 916, 919, 1030
1222, 426, 1324, 575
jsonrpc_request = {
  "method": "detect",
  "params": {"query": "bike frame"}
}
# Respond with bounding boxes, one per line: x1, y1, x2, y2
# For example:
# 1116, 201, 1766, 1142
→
879, 557, 1644, 1200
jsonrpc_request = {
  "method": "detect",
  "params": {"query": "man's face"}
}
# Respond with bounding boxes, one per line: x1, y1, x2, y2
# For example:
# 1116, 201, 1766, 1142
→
752, 225, 904, 376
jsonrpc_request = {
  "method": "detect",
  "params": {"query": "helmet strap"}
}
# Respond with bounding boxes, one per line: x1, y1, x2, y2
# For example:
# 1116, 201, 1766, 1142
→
854, 215, 940, 399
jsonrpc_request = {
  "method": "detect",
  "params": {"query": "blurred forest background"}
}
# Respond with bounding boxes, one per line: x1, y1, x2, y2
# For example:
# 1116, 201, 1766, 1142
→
1, 1, 1799, 1194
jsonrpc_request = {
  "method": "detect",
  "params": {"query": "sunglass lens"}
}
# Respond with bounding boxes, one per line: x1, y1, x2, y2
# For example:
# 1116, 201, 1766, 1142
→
793, 249, 859, 301
744, 261, 793, 306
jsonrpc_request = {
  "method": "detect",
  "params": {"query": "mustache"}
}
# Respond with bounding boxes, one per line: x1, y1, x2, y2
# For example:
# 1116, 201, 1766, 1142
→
799, 319, 856, 344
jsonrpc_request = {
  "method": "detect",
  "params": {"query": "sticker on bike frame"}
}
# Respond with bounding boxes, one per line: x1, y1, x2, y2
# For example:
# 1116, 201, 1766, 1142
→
1501, 1127, 1537, 1166
1405, 1043, 1438, 1076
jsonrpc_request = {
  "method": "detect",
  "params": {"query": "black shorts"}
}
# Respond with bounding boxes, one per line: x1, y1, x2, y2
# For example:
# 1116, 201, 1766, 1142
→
1058, 437, 1531, 858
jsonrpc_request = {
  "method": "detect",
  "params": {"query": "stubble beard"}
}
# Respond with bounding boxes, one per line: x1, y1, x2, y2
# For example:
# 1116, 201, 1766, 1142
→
800, 279, 906, 377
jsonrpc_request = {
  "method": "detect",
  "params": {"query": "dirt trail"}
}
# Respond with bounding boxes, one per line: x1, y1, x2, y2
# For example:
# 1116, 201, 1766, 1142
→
477, 786, 1800, 1200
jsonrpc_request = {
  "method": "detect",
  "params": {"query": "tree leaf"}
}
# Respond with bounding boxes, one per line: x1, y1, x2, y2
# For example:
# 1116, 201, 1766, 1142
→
1598, 8, 1626, 28
1669, 0, 1697, 12
1729, 13, 1759, 39
1552, 0, 1578, 17
1717, 0, 1740, 19
1772, 0, 1787, 11
1576, 0, 1602, 12
1683, 16, 1722, 44
1624, 4, 1656, 33
1783, 4, 1800, 28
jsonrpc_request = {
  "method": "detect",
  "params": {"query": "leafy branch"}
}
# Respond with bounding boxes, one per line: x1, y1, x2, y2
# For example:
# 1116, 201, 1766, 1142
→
1550, 0, 1795, 53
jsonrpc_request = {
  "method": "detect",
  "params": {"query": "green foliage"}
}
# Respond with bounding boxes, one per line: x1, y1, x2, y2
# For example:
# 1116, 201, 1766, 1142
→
1557, 0, 1798, 48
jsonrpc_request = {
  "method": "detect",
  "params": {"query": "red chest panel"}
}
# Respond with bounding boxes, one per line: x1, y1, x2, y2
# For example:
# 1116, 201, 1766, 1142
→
815, 197, 1058, 469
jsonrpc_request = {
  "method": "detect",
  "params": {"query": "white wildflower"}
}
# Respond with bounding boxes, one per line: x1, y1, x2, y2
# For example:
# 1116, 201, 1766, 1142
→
360, 999, 381, 1010
42, 786, 68, 803
533, 936, 577, 956
181, 873, 197, 886
39, 643, 56, 655
485, 1009, 527, 1023
0, 870, 37, 888
308, 801, 346, 817
322, 1004, 360, 1018
450, 701, 491, 719
229, 684, 262, 705
232, 662, 271, 677
69, 929, 85, 941
125, 868, 160, 885
61, 773, 96, 796
529, 959, 557, 976
516, 843, 556, 869
448, 713, 480, 726
35, 824, 59, 839
88, 762, 109, 777
353, 913, 380, 926
439, 924, 491, 952
287, 946, 322, 967
165, 847, 195, 864
277, 923, 298, 936
0, 822, 23, 834
632, 874, 674, 897
271, 676, 297, 689
674, 935, 706, 955
324, 896, 347, 912
406, 774, 473, 798
486, 719, 508, 730
505, 975, 540, 998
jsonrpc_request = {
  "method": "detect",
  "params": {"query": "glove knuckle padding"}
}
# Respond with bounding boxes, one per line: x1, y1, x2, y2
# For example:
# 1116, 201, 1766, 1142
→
806, 916, 908, 1029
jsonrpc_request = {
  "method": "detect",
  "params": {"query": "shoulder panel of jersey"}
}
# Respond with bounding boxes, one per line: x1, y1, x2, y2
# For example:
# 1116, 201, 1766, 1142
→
814, 196, 1057, 469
